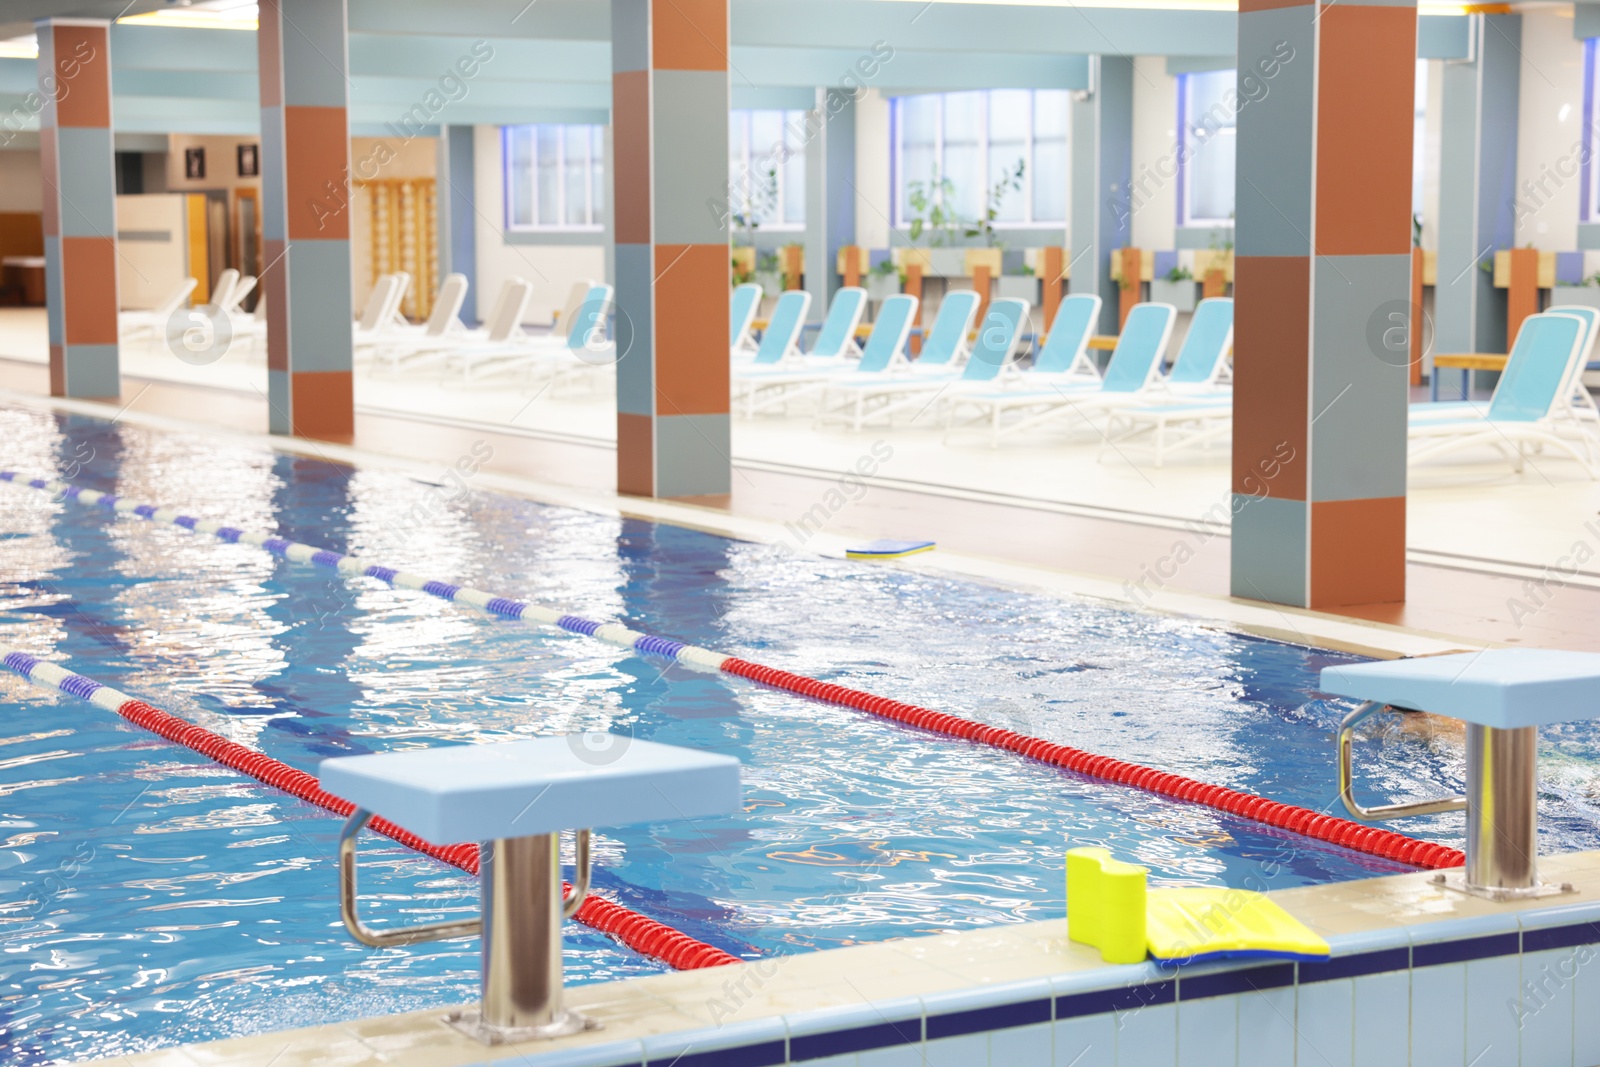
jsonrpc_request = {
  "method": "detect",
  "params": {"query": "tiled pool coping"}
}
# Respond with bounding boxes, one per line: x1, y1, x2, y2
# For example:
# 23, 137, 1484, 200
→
102, 849, 1600, 1067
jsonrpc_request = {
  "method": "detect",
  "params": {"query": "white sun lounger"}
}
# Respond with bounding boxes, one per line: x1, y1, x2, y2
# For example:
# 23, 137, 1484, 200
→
119, 277, 198, 343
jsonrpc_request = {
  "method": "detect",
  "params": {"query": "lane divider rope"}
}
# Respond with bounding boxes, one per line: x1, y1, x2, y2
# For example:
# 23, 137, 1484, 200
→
0, 472, 1466, 871
0, 648, 738, 971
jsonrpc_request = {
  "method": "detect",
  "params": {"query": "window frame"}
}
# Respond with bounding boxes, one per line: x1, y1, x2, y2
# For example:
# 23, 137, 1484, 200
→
889, 90, 1067, 231
502, 124, 605, 234
1584, 38, 1598, 223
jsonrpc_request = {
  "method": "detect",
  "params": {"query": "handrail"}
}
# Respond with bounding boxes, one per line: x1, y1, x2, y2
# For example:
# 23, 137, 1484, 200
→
339, 810, 592, 944
1338, 702, 1468, 821
339, 809, 483, 948
563, 829, 591, 920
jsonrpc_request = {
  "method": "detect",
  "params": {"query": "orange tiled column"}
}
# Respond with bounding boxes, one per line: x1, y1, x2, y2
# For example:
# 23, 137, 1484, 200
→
612, 0, 730, 498
1042, 246, 1064, 331
1231, 0, 1415, 609
1506, 248, 1538, 354
258, 0, 355, 441
38, 19, 118, 400
1117, 247, 1141, 329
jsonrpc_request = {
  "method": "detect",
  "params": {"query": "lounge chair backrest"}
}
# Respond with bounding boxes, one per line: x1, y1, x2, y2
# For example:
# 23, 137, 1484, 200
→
919, 290, 981, 366
1547, 304, 1600, 375
556, 279, 593, 332
1100, 303, 1176, 394
857, 295, 918, 373
358, 274, 397, 330
809, 287, 868, 359
1167, 298, 1233, 384
210, 268, 239, 312
730, 283, 762, 347
483, 277, 533, 343
959, 298, 1030, 382
153, 277, 198, 319
752, 290, 812, 364
224, 274, 257, 314
564, 283, 614, 351
1032, 293, 1100, 374
1487, 313, 1585, 422
424, 274, 469, 337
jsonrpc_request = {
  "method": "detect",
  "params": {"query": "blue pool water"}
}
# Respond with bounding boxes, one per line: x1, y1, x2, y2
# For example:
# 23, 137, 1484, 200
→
3, 404, 1600, 1063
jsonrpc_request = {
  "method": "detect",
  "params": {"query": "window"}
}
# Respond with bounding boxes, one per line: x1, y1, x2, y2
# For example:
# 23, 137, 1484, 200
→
1586, 40, 1599, 222
1178, 70, 1236, 226
891, 89, 1069, 230
728, 109, 807, 230
503, 124, 605, 231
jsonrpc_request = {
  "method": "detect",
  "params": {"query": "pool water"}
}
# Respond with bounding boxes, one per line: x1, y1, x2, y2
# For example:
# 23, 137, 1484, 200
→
3, 405, 1600, 1063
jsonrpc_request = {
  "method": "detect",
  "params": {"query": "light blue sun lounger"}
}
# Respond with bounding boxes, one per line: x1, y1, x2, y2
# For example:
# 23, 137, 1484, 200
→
804, 286, 869, 361
1026, 293, 1103, 382
739, 290, 812, 370
944, 302, 1177, 446
735, 295, 919, 417
814, 290, 983, 429
816, 298, 1029, 430
1412, 305, 1598, 425
1410, 311, 1596, 477
730, 283, 762, 357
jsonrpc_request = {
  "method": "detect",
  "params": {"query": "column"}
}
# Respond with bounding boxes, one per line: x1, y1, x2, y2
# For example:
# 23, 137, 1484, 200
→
437, 125, 478, 323
38, 19, 118, 400
1069, 56, 1133, 337
1435, 13, 1520, 355
258, 0, 355, 441
805, 87, 857, 319
1230, 0, 1416, 608
611, 0, 731, 499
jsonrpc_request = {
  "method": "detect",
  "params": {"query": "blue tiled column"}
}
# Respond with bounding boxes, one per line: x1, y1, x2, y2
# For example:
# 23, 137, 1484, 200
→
1435, 13, 1520, 356
437, 125, 478, 325
1069, 55, 1133, 337
805, 87, 856, 321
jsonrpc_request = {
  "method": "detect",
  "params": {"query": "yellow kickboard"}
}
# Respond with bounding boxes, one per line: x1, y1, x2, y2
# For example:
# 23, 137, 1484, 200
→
1066, 847, 1330, 965
1146, 887, 1330, 964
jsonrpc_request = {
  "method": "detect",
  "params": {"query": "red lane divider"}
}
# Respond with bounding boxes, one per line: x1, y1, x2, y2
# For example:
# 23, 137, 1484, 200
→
114, 697, 739, 970
718, 659, 1465, 871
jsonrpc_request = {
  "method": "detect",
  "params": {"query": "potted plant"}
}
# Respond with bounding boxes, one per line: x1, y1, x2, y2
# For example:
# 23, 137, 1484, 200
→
865, 258, 900, 302
1151, 265, 1197, 312
1552, 271, 1600, 311
753, 251, 783, 297
905, 169, 967, 276
965, 159, 1025, 250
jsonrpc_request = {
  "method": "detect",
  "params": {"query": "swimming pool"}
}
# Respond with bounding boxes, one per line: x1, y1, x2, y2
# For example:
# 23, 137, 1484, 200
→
4, 403, 1600, 1063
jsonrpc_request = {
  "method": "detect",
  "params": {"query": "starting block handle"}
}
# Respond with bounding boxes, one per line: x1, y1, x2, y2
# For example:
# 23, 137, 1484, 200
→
1338, 702, 1468, 821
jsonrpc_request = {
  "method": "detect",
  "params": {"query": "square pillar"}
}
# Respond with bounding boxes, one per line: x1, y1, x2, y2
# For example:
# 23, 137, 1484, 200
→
611, 0, 731, 499
1069, 56, 1133, 337
805, 87, 857, 321
1231, 0, 1415, 609
1435, 14, 1520, 355
437, 125, 478, 324
38, 19, 118, 400
258, 0, 355, 441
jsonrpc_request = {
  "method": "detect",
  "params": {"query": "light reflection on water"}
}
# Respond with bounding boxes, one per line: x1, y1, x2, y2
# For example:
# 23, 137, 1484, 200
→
0, 405, 1597, 1062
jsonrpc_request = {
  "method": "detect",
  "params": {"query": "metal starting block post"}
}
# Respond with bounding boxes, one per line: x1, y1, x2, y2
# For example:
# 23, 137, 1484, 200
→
1324, 649, 1600, 901
320, 737, 741, 1044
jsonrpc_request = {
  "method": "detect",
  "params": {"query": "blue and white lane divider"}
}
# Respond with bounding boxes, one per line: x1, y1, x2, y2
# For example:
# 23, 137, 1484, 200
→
0, 472, 728, 673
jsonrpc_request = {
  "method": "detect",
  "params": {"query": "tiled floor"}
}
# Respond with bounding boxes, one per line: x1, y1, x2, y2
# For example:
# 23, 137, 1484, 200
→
6, 323, 1600, 652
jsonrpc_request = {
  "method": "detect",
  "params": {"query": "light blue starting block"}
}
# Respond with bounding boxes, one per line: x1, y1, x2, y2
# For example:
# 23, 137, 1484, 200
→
320, 737, 740, 1044
1322, 649, 1600, 900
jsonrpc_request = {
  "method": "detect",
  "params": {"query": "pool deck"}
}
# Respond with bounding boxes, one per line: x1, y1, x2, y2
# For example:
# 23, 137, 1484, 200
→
0, 369, 1555, 663
100, 849, 1600, 1067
